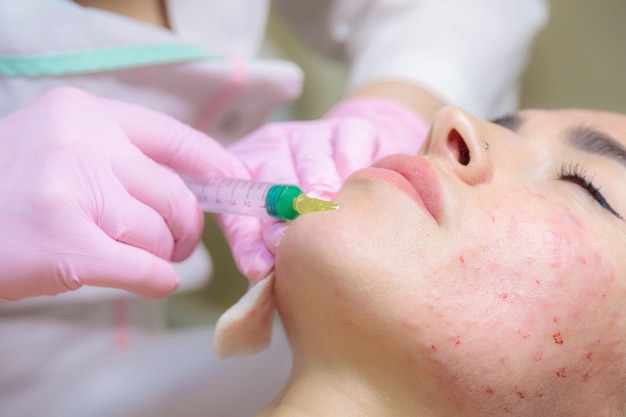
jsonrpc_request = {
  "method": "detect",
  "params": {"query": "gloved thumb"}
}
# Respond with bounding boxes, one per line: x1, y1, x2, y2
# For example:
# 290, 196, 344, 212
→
215, 214, 275, 283
261, 220, 288, 256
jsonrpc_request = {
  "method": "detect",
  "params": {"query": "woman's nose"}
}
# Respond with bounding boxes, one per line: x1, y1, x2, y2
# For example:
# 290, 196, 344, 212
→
425, 106, 494, 185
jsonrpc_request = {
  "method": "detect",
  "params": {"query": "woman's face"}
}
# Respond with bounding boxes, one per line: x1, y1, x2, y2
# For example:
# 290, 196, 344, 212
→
275, 107, 626, 415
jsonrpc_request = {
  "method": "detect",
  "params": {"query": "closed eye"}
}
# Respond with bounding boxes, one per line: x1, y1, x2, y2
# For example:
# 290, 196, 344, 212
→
557, 163, 622, 219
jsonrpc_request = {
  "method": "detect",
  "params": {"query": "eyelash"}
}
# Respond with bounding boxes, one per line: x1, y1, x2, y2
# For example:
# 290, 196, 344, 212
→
557, 163, 622, 219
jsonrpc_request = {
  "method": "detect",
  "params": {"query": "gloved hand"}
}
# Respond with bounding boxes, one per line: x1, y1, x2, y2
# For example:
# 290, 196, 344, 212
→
212, 98, 430, 357
220, 98, 430, 282
0, 87, 251, 300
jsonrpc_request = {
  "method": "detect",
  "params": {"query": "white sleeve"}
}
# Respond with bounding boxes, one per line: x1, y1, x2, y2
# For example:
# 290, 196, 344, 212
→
328, 0, 549, 118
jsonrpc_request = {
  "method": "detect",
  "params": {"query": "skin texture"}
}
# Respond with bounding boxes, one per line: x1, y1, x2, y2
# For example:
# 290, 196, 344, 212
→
267, 107, 626, 417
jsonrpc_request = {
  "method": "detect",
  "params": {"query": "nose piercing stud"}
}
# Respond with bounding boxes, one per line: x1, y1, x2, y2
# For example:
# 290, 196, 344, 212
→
483, 141, 489, 150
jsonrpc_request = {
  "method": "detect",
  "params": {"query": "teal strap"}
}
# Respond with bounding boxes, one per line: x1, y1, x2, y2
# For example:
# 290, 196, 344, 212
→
0, 43, 221, 77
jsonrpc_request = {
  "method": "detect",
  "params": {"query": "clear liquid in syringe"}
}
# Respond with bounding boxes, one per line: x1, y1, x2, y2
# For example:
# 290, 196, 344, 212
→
190, 177, 272, 218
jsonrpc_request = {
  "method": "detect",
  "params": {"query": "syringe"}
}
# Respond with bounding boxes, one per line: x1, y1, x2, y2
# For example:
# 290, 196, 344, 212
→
185, 177, 339, 221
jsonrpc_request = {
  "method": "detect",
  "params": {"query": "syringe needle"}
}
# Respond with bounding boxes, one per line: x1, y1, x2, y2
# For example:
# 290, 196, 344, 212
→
294, 195, 339, 215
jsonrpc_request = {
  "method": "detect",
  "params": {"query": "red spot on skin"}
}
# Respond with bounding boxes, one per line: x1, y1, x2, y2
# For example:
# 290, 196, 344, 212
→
583, 373, 591, 382
553, 332, 563, 344
459, 255, 465, 263
586, 352, 593, 361
485, 387, 494, 395
431, 344, 437, 353
516, 391, 525, 399
500, 293, 508, 299
556, 367, 566, 378
553, 316, 559, 324
518, 330, 529, 338
567, 213, 582, 228
454, 336, 461, 346
535, 279, 541, 286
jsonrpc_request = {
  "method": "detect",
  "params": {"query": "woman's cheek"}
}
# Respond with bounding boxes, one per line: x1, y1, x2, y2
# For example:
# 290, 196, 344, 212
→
399, 189, 626, 413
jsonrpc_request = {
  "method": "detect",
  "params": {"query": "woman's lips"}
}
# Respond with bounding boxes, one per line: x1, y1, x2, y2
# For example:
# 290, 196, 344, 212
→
356, 154, 443, 221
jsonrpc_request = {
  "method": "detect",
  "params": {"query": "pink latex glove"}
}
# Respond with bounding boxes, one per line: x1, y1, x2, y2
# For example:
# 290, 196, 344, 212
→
222, 98, 430, 282
0, 87, 250, 301
213, 98, 429, 357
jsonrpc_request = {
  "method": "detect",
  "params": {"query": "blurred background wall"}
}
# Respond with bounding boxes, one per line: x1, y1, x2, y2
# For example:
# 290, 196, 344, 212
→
521, 0, 626, 113
168, 0, 626, 327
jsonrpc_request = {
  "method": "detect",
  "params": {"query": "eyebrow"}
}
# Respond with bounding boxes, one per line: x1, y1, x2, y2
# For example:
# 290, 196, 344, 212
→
490, 113, 626, 168
565, 125, 626, 169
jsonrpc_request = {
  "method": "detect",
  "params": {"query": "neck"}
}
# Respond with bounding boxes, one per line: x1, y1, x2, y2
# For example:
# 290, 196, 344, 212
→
254, 354, 625, 417
254, 357, 443, 417
254, 369, 385, 417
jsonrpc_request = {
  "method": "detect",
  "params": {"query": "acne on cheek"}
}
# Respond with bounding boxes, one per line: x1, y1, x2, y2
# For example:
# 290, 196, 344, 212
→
415, 189, 626, 413
487, 188, 602, 282
458, 192, 602, 300
420, 269, 625, 412
489, 189, 622, 351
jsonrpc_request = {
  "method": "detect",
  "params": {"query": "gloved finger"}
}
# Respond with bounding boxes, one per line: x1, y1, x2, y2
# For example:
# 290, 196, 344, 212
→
285, 124, 342, 196
112, 151, 203, 262
75, 226, 180, 298
227, 125, 300, 182
103, 99, 250, 179
330, 118, 381, 181
214, 213, 274, 282
261, 220, 288, 256
98, 182, 175, 261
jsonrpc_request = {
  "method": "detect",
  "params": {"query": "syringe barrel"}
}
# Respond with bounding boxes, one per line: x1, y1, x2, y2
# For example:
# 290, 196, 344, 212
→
185, 177, 275, 218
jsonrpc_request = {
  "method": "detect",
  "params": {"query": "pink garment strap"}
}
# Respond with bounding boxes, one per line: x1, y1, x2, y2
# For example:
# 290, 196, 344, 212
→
113, 299, 131, 349
195, 55, 247, 134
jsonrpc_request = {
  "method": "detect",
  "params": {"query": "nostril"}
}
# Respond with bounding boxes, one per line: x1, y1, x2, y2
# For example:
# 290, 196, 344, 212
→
447, 129, 470, 166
